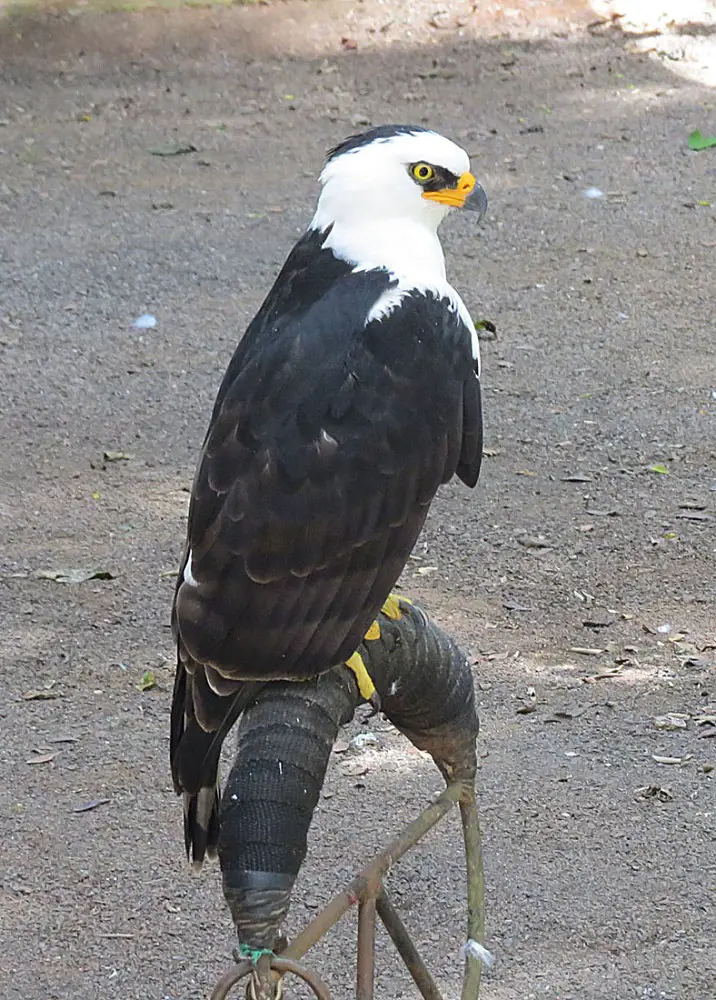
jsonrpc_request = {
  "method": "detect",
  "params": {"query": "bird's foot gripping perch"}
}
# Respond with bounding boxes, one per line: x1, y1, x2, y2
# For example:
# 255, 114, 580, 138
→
345, 592, 410, 711
343, 651, 380, 712
210, 600, 488, 1000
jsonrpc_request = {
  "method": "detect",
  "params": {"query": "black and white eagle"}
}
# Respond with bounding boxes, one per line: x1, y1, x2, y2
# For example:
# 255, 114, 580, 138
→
171, 125, 488, 864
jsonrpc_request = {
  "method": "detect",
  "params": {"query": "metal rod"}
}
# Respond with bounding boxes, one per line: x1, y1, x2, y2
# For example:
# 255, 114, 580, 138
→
209, 956, 331, 1000
459, 790, 485, 1000
253, 953, 273, 1000
376, 890, 445, 1000
356, 897, 377, 1000
208, 781, 484, 1000
283, 782, 465, 963
210, 959, 253, 1000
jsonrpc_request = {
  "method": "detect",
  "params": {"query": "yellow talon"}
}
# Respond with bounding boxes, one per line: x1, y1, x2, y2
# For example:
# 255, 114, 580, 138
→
381, 593, 410, 621
345, 651, 377, 703
364, 621, 381, 641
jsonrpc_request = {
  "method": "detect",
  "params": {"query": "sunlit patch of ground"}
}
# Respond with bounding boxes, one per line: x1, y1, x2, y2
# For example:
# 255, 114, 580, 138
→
592, 0, 716, 86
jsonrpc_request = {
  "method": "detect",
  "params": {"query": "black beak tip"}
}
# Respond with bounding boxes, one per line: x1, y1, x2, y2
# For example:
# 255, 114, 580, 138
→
466, 182, 488, 220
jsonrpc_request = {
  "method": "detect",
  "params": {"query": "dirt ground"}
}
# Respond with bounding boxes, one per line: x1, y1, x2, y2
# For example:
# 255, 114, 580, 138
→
1, 1, 714, 997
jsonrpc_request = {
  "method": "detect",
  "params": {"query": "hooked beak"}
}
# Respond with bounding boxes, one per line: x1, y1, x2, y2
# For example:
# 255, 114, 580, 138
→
463, 180, 488, 219
423, 172, 488, 221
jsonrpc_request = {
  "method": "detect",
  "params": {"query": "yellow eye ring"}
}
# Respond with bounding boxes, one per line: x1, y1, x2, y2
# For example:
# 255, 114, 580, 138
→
410, 162, 435, 182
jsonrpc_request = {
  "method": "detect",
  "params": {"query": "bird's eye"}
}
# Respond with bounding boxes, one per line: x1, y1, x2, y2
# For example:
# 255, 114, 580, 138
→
410, 162, 435, 183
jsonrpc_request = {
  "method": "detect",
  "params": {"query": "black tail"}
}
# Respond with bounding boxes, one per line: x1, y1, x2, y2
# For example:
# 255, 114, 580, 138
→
170, 654, 261, 866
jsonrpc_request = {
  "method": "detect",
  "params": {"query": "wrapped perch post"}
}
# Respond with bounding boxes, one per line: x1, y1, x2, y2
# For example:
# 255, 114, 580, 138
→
211, 599, 488, 1000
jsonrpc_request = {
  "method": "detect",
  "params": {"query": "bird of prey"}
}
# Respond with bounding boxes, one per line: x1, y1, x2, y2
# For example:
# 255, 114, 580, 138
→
171, 124, 488, 864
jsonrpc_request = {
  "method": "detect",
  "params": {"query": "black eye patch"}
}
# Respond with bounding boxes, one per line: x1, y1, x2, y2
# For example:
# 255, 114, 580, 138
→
420, 166, 461, 192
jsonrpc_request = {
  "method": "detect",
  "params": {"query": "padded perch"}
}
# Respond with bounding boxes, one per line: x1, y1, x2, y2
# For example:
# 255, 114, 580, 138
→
218, 599, 479, 953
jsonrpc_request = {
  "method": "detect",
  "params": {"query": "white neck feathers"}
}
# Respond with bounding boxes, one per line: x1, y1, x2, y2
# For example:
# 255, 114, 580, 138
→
315, 217, 447, 286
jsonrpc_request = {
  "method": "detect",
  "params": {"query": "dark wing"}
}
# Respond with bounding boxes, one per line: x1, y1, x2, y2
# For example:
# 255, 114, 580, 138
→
175, 274, 480, 682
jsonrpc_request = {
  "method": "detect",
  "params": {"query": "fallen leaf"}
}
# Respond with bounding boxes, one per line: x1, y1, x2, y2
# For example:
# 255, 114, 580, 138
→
635, 785, 673, 801
23, 688, 60, 701
581, 666, 623, 683
26, 751, 57, 765
517, 534, 551, 549
574, 589, 595, 604
647, 463, 670, 475
561, 474, 593, 483
473, 319, 497, 339
570, 647, 604, 656
349, 732, 379, 750
482, 448, 501, 457
35, 568, 115, 584
582, 613, 615, 628
333, 740, 350, 754
544, 702, 604, 723
687, 130, 716, 151
147, 141, 197, 156
516, 469, 538, 477
503, 598, 531, 612
416, 565, 438, 575
654, 713, 689, 731
671, 640, 708, 668
137, 670, 156, 692
340, 761, 369, 777
72, 798, 110, 813
516, 686, 537, 715
103, 450, 133, 463
652, 754, 688, 765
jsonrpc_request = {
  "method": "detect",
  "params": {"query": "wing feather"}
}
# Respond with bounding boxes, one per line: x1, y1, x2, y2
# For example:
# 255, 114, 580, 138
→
175, 281, 479, 682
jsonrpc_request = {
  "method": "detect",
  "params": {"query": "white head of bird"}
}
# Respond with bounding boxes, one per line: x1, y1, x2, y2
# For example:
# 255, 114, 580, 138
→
311, 125, 487, 283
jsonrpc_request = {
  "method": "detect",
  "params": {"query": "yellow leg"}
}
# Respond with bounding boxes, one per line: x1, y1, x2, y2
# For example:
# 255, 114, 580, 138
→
344, 650, 378, 705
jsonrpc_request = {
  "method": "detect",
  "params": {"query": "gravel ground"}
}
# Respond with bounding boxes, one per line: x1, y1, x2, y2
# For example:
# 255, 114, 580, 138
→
1, 2, 714, 998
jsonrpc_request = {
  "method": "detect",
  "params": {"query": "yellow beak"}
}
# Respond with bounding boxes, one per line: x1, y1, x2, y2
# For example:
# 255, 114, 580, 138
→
422, 171, 476, 208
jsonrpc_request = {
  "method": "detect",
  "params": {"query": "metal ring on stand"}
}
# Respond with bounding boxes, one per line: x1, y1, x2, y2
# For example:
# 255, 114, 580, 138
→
210, 955, 331, 1000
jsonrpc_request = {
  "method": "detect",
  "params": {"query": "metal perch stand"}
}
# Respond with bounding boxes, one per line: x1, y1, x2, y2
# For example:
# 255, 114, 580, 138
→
208, 600, 487, 1000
